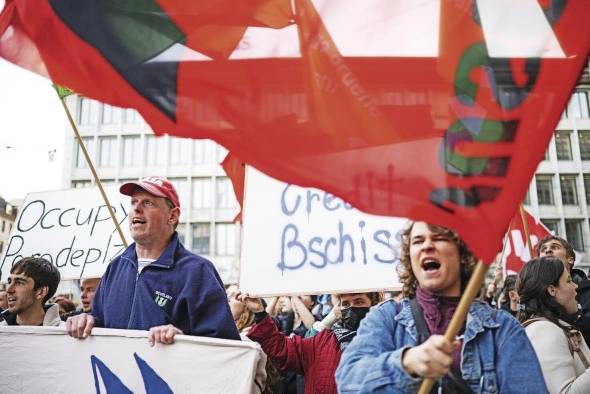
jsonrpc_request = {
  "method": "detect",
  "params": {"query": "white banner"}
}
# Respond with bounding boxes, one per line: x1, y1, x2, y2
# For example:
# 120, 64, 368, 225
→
240, 168, 404, 296
0, 326, 262, 394
0, 186, 131, 281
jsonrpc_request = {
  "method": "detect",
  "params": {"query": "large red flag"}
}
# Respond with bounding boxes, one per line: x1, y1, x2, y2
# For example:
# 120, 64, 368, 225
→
1, 0, 588, 263
503, 208, 551, 275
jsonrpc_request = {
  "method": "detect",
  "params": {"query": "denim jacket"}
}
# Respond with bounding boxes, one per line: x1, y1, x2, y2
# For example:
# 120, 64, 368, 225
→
335, 299, 548, 393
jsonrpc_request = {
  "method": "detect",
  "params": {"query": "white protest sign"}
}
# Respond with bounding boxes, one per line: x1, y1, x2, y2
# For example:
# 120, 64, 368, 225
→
0, 326, 263, 394
0, 186, 131, 281
240, 167, 404, 296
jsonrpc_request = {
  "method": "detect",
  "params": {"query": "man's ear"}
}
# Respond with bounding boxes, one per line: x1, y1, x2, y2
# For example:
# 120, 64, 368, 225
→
169, 207, 180, 225
35, 286, 48, 302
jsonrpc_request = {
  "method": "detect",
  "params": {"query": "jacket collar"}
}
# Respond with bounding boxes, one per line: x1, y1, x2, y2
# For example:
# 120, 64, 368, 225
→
122, 231, 181, 269
395, 298, 499, 342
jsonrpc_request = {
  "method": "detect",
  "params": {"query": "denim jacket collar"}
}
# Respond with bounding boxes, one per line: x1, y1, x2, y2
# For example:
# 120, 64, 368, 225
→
394, 298, 500, 343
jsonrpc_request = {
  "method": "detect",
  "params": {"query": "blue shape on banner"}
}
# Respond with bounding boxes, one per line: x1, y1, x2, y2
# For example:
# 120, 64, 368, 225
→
90, 353, 173, 393
134, 353, 173, 394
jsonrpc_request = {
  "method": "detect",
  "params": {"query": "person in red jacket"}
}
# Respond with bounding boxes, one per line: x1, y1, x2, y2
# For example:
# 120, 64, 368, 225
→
238, 291, 382, 394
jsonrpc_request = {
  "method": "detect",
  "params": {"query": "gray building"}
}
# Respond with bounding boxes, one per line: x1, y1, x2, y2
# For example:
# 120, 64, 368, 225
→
62, 96, 241, 283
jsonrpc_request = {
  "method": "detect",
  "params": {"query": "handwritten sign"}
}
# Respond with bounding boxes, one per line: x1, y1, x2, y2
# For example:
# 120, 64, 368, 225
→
0, 326, 263, 393
0, 186, 131, 281
240, 168, 404, 296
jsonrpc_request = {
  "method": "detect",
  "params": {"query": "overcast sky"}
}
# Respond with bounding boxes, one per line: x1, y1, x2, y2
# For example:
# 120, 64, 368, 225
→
0, 58, 66, 202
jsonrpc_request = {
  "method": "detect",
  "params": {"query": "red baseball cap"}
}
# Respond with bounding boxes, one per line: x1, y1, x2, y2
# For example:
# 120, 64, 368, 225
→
120, 176, 180, 208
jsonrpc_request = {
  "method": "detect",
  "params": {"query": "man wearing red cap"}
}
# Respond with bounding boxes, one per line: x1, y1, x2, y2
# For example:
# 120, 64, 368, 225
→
66, 176, 240, 343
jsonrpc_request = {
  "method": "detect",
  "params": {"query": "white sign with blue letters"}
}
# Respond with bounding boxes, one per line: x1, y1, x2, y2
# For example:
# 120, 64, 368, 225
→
239, 167, 404, 296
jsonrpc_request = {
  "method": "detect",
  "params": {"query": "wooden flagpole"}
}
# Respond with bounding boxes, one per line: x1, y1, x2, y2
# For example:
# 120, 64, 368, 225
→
417, 260, 488, 394
57, 92, 128, 249
519, 204, 534, 258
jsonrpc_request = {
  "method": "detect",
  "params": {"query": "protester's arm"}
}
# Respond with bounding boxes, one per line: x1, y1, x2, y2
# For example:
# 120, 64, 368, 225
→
239, 293, 311, 374
306, 300, 341, 338
291, 296, 315, 329
265, 297, 279, 315
518, 320, 584, 393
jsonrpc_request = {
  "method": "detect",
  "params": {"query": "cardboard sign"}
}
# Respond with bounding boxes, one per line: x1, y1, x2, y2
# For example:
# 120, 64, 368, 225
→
240, 168, 404, 296
0, 326, 263, 394
0, 186, 131, 281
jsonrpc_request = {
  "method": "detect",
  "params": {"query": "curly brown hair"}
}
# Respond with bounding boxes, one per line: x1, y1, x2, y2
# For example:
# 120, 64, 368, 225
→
397, 221, 477, 298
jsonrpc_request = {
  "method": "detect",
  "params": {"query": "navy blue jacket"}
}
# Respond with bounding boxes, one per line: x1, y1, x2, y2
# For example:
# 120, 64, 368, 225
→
92, 232, 240, 340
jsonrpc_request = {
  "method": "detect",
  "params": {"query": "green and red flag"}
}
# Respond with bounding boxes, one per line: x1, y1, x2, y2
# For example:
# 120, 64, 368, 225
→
1, 0, 588, 263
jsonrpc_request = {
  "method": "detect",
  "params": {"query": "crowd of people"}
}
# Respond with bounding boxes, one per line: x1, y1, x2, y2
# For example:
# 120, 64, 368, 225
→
2, 176, 590, 393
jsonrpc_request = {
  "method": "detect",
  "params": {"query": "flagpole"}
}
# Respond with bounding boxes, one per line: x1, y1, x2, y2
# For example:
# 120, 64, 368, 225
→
519, 204, 534, 258
417, 260, 488, 394
57, 92, 128, 250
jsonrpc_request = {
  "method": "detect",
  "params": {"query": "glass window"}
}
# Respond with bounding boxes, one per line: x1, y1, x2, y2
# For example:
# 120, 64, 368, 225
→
101, 104, 121, 125
585, 175, 590, 205
121, 136, 141, 167
192, 223, 210, 255
170, 178, 188, 209
579, 131, 590, 160
541, 219, 560, 236
169, 137, 190, 165
216, 177, 237, 209
0, 241, 3, 253
555, 131, 572, 160
76, 137, 95, 168
98, 137, 117, 167
560, 175, 578, 205
124, 108, 141, 124
176, 223, 186, 245
192, 178, 212, 209
71, 180, 92, 189
145, 135, 167, 166
568, 92, 590, 119
216, 223, 237, 256
193, 140, 215, 164
543, 148, 550, 161
1, 220, 5, 233
536, 174, 554, 205
565, 220, 585, 251
79, 98, 99, 125
523, 189, 530, 206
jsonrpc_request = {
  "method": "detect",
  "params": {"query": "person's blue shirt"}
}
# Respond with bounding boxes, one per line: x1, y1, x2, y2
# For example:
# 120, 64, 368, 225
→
336, 299, 547, 393
92, 232, 239, 340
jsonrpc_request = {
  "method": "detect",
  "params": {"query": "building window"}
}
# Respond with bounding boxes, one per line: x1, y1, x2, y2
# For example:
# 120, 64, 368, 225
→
523, 189, 530, 205
176, 223, 186, 245
536, 174, 554, 205
543, 148, 550, 161
541, 219, 560, 236
216, 177, 237, 209
101, 104, 121, 125
1, 220, 4, 233
169, 137, 190, 165
121, 136, 141, 167
584, 175, 590, 205
124, 108, 141, 124
560, 175, 578, 205
78, 98, 99, 125
145, 135, 167, 166
98, 137, 118, 167
567, 91, 590, 119
555, 131, 572, 160
579, 131, 590, 160
216, 223, 237, 256
192, 178, 212, 209
75, 137, 95, 168
170, 178, 188, 209
0, 241, 3, 253
192, 223, 210, 255
565, 220, 585, 251
193, 140, 215, 164
71, 180, 92, 189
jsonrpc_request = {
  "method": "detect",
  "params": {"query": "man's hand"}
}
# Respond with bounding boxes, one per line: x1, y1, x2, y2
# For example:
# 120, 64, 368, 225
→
236, 292, 265, 313
148, 324, 183, 346
66, 313, 95, 339
401, 335, 460, 379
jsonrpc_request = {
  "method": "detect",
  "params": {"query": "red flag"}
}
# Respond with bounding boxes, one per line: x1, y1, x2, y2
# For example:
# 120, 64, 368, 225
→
503, 207, 551, 274
1, 1, 588, 263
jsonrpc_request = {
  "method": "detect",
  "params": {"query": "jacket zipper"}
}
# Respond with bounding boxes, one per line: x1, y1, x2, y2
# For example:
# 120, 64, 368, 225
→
127, 261, 170, 329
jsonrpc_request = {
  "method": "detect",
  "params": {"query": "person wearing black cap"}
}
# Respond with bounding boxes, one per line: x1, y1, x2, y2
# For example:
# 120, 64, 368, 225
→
66, 176, 239, 343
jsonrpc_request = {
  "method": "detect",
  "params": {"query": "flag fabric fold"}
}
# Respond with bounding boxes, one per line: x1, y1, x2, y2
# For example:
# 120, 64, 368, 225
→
1, 0, 589, 263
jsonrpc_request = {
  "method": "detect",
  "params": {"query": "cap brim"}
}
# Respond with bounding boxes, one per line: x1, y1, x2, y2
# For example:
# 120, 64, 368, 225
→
119, 181, 168, 199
